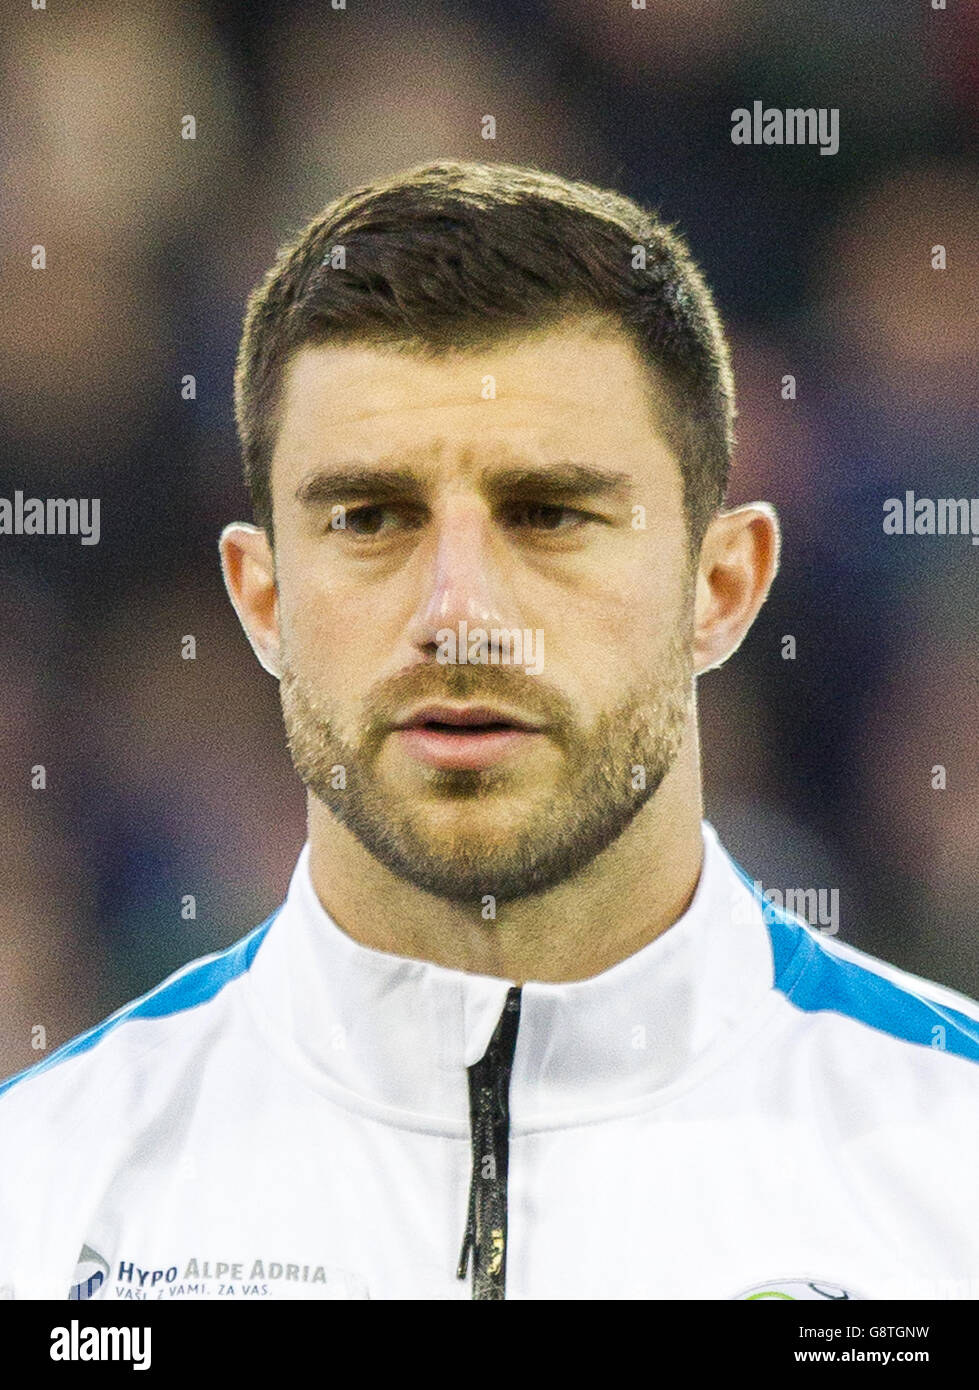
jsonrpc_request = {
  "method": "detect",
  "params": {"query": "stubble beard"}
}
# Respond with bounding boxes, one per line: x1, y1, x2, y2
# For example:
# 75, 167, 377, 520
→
279, 619, 694, 906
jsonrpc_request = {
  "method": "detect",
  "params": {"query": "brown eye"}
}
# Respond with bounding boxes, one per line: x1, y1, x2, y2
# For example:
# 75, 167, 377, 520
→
505, 503, 589, 531
345, 505, 389, 535
337, 505, 424, 538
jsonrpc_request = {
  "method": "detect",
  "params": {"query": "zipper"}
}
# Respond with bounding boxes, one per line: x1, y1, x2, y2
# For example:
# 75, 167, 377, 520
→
456, 985, 522, 1300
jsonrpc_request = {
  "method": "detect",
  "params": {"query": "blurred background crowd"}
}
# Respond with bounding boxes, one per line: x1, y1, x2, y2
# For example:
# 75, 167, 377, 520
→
1, 0, 977, 1078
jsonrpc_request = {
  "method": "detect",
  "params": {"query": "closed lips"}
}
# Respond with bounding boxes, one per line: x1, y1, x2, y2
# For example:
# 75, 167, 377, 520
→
395, 706, 541, 731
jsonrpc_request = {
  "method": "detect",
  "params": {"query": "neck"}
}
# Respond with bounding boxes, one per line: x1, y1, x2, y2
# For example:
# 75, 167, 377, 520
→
306, 721, 705, 985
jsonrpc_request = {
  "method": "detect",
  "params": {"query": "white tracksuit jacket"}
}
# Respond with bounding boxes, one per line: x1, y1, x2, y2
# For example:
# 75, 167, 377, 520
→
2, 821, 979, 1301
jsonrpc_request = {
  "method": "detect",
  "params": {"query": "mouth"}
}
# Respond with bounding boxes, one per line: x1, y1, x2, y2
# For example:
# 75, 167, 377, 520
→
391, 704, 545, 770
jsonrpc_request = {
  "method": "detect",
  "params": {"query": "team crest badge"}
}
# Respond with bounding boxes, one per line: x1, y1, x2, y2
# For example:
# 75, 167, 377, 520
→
734, 1278, 863, 1300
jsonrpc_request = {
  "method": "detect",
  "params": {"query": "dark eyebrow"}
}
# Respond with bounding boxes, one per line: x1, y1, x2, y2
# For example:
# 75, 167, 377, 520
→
295, 467, 420, 508
294, 462, 635, 508
477, 464, 635, 504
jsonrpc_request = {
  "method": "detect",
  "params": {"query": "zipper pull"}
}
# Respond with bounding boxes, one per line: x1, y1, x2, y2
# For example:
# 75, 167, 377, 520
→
455, 987, 522, 1298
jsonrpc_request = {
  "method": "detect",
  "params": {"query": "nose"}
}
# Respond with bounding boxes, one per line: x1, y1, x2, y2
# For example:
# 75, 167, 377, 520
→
404, 493, 524, 656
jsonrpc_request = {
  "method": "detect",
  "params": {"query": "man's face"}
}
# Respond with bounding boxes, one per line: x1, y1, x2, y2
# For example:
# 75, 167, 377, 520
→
268, 320, 696, 903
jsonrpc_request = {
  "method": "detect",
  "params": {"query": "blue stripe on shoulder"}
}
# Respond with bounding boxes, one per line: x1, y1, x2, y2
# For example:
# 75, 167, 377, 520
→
0, 910, 279, 1099
730, 859, 979, 1066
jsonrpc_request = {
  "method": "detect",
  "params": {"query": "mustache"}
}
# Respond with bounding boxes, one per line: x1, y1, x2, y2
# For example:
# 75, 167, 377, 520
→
369, 663, 571, 734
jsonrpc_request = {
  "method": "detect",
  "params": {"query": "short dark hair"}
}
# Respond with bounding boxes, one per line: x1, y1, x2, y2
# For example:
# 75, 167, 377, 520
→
234, 160, 735, 548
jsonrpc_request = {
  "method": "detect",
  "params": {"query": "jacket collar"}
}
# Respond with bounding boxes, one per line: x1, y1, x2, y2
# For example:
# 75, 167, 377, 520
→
244, 821, 775, 1133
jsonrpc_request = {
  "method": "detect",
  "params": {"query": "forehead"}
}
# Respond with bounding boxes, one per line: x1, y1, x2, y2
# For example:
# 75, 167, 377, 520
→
270, 322, 681, 495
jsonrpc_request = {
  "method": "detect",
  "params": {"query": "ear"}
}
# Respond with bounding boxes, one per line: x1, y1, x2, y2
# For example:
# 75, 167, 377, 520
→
692, 503, 780, 675
219, 523, 282, 679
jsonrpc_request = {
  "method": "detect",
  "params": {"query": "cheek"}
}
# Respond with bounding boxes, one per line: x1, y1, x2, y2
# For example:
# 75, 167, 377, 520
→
277, 586, 369, 708
277, 540, 409, 646
554, 565, 687, 684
